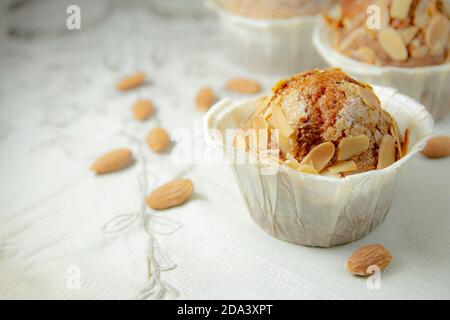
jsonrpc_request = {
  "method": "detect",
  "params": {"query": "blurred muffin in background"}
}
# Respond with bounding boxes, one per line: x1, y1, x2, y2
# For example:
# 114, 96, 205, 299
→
326, 0, 450, 67
209, 0, 337, 74
216, 0, 336, 19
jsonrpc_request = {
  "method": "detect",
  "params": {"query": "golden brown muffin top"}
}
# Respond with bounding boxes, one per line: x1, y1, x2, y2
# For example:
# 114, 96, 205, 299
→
241, 69, 406, 176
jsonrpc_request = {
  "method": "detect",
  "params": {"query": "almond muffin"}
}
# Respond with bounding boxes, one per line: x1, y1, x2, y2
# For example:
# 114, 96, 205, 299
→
326, 0, 450, 67
241, 69, 406, 176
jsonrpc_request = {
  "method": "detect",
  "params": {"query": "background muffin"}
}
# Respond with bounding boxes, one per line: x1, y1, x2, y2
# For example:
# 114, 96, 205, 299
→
326, 0, 450, 67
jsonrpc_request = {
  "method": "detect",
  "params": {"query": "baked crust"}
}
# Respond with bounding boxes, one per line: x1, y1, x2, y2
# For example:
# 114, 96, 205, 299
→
266, 69, 399, 174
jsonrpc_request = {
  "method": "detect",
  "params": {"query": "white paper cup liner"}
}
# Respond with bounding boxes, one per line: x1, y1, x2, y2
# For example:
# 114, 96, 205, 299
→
207, 0, 326, 75
203, 87, 434, 247
313, 22, 450, 121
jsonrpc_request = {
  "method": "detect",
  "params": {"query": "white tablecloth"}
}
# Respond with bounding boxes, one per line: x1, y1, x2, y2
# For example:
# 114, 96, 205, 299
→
0, 0, 449, 300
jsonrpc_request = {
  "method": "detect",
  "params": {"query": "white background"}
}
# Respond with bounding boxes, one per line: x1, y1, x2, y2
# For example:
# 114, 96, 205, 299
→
0, 0, 449, 299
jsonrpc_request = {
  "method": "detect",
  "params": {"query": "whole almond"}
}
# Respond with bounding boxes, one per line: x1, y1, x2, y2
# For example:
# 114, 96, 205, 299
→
91, 148, 133, 174
196, 87, 216, 112
147, 127, 170, 153
116, 72, 145, 91
132, 99, 154, 120
421, 135, 450, 159
346, 244, 393, 277
146, 179, 194, 210
225, 78, 261, 94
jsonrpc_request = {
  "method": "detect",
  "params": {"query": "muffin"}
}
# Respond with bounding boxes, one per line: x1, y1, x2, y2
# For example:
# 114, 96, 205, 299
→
326, 0, 450, 67
313, 0, 450, 120
240, 69, 406, 177
204, 69, 433, 247
208, 0, 336, 74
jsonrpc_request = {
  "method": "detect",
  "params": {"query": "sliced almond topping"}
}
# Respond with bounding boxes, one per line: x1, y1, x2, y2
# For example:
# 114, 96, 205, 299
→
368, 0, 390, 29
410, 38, 421, 48
301, 142, 335, 172
248, 95, 272, 124
390, 0, 413, 20
374, 130, 384, 146
234, 133, 248, 152
320, 168, 341, 178
252, 116, 269, 130
379, 0, 391, 28
284, 160, 300, 171
390, 124, 403, 159
399, 26, 419, 45
413, 0, 430, 27
410, 45, 429, 58
445, 1, 450, 16
414, 14, 430, 28
377, 134, 396, 169
286, 153, 299, 163
272, 79, 287, 93
339, 28, 365, 51
358, 87, 380, 107
343, 17, 353, 30
263, 106, 273, 120
379, 28, 408, 61
271, 104, 295, 137
354, 47, 376, 64
402, 128, 410, 156
337, 135, 370, 161
297, 164, 319, 175
327, 160, 358, 174
248, 121, 268, 153
278, 132, 295, 156
426, 14, 450, 56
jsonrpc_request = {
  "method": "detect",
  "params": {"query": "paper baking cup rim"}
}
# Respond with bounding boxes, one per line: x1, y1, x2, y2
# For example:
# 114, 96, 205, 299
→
313, 22, 450, 75
203, 87, 434, 185
206, 0, 318, 28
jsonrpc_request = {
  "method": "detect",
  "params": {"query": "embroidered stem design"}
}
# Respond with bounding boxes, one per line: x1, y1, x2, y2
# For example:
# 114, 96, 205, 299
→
101, 133, 180, 300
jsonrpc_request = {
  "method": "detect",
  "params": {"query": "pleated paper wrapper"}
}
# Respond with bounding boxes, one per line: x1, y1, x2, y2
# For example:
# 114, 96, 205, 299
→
313, 22, 450, 121
203, 87, 434, 247
207, 0, 327, 75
